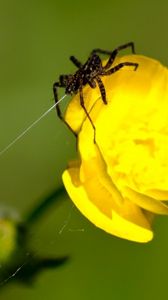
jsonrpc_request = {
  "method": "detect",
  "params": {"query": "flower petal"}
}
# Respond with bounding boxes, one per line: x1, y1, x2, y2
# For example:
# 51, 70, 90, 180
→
62, 162, 153, 243
124, 186, 168, 214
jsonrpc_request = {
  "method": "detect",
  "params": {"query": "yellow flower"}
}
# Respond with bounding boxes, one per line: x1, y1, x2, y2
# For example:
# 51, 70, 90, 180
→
62, 54, 168, 243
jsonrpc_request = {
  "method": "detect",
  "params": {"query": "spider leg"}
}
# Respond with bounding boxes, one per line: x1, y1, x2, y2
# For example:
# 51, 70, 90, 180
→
92, 42, 135, 70
70, 56, 83, 68
101, 61, 138, 76
53, 82, 65, 119
88, 79, 96, 89
91, 42, 135, 56
53, 82, 77, 138
95, 76, 107, 104
79, 87, 96, 143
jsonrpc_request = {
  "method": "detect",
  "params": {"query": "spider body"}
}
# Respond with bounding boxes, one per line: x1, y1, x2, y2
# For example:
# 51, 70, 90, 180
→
59, 54, 103, 95
53, 42, 138, 141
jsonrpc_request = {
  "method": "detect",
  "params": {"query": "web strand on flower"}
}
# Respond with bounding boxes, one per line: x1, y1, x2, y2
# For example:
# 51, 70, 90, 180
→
0, 94, 67, 157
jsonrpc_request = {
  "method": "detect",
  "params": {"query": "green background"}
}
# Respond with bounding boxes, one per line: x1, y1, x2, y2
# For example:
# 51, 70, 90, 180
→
1, 0, 168, 299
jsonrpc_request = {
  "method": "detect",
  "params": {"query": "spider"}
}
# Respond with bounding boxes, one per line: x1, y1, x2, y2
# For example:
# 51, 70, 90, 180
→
53, 42, 138, 142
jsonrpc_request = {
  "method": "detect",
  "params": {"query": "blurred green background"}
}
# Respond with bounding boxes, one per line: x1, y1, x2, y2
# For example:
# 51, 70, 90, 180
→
1, 0, 168, 299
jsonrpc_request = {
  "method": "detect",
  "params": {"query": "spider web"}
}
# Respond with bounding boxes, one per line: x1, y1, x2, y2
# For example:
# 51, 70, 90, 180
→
0, 93, 85, 289
0, 203, 85, 288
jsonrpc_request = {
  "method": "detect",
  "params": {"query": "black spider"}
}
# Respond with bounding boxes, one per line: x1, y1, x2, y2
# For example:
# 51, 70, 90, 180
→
53, 42, 138, 142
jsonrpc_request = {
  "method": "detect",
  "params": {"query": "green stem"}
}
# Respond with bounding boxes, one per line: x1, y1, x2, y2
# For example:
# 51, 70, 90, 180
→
25, 186, 66, 226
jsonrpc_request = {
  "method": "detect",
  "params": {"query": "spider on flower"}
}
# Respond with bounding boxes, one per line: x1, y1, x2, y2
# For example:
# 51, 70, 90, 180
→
53, 42, 138, 142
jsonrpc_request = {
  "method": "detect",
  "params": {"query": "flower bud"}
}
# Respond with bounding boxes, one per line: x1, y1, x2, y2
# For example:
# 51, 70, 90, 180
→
0, 218, 17, 263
